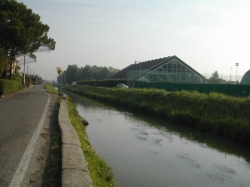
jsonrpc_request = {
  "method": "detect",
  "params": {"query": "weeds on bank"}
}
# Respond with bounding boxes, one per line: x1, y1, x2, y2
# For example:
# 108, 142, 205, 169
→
66, 97, 116, 187
63, 85, 250, 145
43, 83, 59, 94
43, 98, 62, 187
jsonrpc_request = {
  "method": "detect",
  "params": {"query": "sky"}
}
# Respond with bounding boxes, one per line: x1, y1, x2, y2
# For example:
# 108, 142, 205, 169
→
17, 0, 250, 81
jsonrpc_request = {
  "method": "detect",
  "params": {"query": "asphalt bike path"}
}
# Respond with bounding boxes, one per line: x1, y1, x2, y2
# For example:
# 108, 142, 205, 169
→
0, 85, 49, 187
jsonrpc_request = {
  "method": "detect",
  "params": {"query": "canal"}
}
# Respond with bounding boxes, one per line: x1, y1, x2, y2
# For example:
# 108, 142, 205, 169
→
66, 91, 250, 187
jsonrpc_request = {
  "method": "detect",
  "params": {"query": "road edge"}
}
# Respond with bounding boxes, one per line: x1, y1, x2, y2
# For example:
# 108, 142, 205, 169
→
9, 92, 50, 187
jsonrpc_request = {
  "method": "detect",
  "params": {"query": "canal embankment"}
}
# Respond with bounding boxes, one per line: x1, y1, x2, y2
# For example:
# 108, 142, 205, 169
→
66, 90, 250, 187
63, 85, 250, 145
65, 96, 116, 187
58, 94, 93, 187
44, 84, 116, 187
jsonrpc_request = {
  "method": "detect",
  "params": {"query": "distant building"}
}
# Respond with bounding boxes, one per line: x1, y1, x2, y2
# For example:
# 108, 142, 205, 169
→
240, 70, 250, 85
109, 55, 207, 86
11, 59, 19, 74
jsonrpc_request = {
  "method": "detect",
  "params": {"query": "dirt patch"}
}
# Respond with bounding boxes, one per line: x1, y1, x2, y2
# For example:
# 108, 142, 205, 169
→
41, 133, 50, 140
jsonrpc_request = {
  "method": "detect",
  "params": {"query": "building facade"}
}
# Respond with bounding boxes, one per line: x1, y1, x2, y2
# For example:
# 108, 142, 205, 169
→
109, 56, 207, 86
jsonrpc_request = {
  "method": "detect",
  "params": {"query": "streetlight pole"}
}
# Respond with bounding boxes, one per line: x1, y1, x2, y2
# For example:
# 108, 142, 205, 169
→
235, 63, 239, 83
57, 67, 63, 99
19, 55, 36, 86
60, 73, 62, 98
23, 55, 26, 85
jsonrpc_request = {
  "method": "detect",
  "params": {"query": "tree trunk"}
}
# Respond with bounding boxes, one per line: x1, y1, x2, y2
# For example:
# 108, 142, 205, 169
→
9, 58, 13, 80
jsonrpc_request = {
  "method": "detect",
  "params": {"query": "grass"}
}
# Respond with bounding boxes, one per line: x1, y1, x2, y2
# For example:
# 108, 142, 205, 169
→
44, 83, 115, 186
63, 85, 250, 145
66, 96, 116, 187
43, 83, 59, 94
41, 84, 62, 186
42, 98, 62, 187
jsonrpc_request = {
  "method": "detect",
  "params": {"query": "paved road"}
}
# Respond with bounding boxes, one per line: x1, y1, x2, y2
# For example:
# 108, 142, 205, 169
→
0, 85, 49, 187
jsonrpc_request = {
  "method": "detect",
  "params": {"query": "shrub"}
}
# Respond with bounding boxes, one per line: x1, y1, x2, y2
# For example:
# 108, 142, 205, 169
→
0, 79, 21, 95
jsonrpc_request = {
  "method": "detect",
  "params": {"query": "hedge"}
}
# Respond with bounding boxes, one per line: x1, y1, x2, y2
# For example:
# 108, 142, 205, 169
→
0, 79, 22, 95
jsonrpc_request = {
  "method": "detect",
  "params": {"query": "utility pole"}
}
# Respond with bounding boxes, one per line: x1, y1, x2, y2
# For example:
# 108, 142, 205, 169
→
235, 63, 239, 83
23, 56, 26, 84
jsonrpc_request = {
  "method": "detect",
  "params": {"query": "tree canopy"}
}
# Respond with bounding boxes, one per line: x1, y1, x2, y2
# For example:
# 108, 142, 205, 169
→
65, 65, 79, 84
0, 0, 56, 79
57, 65, 120, 84
209, 71, 228, 84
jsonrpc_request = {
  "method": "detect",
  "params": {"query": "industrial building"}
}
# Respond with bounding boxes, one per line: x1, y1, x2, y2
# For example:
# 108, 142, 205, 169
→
109, 55, 207, 86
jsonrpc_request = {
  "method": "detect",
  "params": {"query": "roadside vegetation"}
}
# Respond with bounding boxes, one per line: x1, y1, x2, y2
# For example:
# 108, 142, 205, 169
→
43, 84, 61, 186
44, 83, 116, 186
43, 99, 62, 186
66, 97, 116, 187
63, 85, 250, 145
44, 83, 59, 94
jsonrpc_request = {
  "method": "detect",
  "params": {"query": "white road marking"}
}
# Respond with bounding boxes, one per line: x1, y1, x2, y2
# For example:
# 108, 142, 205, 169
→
9, 94, 51, 187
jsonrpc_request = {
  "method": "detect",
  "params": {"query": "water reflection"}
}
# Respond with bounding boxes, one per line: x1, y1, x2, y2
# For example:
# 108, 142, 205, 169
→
64, 91, 250, 187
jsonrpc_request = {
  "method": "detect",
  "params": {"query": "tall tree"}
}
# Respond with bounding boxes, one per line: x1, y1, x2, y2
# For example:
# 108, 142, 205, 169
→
98, 67, 109, 80
66, 65, 78, 84
0, 0, 56, 79
79, 65, 92, 80
212, 71, 219, 79
108, 66, 119, 77
209, 71, 221, 84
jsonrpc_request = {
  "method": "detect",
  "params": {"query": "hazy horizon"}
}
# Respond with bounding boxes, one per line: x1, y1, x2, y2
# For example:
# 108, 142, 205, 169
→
17, 0, 250, 81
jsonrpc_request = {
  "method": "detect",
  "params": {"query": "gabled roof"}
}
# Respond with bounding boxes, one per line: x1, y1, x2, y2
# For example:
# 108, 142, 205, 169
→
173, 55, 204, 79
109, 55, 204, 80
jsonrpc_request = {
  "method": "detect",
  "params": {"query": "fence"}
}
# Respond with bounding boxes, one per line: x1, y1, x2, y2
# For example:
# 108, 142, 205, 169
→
133, 81, 250, 97
77, 80, 127, 87
76, 79, 250, 97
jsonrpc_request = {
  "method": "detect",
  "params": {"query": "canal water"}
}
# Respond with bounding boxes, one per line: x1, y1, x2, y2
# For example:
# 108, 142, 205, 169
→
66, 92, 250, 187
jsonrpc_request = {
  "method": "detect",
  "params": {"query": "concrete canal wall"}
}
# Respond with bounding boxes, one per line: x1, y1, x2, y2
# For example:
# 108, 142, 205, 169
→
58, 94, 93, 187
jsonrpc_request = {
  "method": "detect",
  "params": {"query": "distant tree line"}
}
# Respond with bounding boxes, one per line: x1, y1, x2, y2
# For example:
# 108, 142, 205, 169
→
208, 71, 228, 84
57, 64, 120, 84
31, 75, 43, 84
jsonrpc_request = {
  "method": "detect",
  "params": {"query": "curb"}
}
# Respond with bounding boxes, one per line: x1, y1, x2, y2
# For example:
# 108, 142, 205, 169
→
58, 94, 93, 187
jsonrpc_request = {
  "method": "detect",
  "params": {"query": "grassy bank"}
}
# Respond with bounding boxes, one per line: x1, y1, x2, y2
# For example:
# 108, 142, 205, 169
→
44, 83, 116, 186
63, 85, 250, 145
43, 84, 61, 186
44, 99, 62, 186
66, 97, 116, 187
44, 83, 59, 94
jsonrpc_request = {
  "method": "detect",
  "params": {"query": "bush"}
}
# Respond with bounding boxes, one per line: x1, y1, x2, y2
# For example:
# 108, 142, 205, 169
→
0, 79, 22, 95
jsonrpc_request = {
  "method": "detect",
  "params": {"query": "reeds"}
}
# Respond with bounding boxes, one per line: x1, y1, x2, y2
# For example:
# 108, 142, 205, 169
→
64, 85, 250, 145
